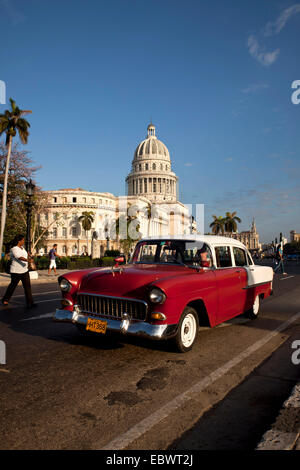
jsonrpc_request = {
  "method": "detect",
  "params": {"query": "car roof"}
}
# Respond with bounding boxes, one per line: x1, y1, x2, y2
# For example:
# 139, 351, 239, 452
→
139, 235, 247, 249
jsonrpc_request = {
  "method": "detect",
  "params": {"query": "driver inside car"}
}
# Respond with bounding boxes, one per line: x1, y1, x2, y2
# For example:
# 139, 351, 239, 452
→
196, 244, 212, 268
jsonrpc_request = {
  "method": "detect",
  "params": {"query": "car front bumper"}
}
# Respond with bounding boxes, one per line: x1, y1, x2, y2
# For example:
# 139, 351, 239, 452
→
53, 308, 178, 340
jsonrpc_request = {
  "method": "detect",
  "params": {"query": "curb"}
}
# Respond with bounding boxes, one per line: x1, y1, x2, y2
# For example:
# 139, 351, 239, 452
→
256, 383, 300, 450
0, 270, 71, 287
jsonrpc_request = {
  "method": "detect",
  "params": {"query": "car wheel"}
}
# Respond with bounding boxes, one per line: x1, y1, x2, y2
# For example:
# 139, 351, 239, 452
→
247, 295, 260, 319
174, 307, 199, 353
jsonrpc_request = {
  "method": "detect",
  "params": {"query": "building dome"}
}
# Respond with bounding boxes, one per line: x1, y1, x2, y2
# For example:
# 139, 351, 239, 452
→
126, 123, 178, 203
133, 123, 170, 161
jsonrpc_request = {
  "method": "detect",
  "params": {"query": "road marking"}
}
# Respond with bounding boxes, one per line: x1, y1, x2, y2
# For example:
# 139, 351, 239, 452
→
102, 311, 300, 450
0, 290, 60, 299
279, 276, 295, 281
21, 312, 54, 321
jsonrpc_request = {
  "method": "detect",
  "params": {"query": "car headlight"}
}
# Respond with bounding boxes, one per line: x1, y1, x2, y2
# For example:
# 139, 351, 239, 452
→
59, 278, 72, 292
149, 287, 166, 304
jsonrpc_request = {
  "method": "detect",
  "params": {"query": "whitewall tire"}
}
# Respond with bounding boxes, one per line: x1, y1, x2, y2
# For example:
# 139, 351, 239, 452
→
174, 307, 199, 353
247, 295, 260, 319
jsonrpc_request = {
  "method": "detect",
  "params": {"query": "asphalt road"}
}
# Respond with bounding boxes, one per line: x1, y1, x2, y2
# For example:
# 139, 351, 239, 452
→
0, 262, 299, 450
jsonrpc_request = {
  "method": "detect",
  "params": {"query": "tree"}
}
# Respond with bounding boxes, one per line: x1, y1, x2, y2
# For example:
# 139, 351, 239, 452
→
144, 202, 158, 236
114, 206, 141, 258
0, 98, 32, 254
224, 211, 241, 234
209, 215, 225, 235
0, 143, 39, 250
78, 211, 95, 255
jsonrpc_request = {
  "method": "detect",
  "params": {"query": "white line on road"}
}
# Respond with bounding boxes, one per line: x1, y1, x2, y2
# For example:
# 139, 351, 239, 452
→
2, 290, 60, 299
279, 276, 295, 281
21, 312, 53, 321
102, 311, 300, 450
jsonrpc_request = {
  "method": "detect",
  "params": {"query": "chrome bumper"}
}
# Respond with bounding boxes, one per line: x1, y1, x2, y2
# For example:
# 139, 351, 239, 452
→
53, 309, 178, 340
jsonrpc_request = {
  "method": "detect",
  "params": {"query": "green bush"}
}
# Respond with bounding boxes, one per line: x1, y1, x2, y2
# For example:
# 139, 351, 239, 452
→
99, 257, 115, 267
1, 255, 116, 272
104, 250, 120, 257
0, 258, 10, 273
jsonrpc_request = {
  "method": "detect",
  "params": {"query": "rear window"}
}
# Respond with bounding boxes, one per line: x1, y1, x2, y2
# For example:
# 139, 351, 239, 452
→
215, 246, 232, 268
233, 247, 247, 267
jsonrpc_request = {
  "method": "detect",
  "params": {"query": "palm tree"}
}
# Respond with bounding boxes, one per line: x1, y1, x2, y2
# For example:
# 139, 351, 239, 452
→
224, 211, 241, 234
78, 211, 94, 255
209, 215, 225, 235
115, 208, 141, 258
144, 202, 158, 236
0, 98, 32, 254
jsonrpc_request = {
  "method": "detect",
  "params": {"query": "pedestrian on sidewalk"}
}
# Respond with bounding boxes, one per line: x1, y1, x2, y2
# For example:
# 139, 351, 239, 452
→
273, 243, 287, 275
48, 244, 61, 275
1, 234, 36, 308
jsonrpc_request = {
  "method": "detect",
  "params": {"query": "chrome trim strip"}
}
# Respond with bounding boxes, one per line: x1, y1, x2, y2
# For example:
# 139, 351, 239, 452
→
52, 309, 177, 340
243, 281, 272, 290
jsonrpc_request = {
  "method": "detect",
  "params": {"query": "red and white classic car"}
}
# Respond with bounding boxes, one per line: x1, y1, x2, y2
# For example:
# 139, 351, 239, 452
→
53, 236, 273, 352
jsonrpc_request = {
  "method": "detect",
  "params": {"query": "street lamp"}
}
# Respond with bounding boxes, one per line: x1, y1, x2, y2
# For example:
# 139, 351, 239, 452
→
25, 179, 35, 254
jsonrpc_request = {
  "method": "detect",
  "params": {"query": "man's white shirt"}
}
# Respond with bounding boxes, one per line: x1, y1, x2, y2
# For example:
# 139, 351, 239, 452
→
10, 246, 28, 274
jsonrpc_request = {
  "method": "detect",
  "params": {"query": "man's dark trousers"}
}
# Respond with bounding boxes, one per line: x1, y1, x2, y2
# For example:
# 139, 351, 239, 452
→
2, 271, 33, 305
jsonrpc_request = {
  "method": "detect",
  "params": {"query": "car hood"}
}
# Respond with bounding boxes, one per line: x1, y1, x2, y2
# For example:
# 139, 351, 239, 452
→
79, 264, 190, 298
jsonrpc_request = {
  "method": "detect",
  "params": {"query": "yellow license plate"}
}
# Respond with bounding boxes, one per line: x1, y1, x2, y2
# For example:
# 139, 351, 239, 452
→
86, 318, 107, 334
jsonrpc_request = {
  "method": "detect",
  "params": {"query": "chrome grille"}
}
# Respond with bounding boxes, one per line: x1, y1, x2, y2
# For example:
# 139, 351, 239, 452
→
77, 293, 147, 321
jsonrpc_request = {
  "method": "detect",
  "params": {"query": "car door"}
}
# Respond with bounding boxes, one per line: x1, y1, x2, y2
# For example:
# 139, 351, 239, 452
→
232, 246, 250, 312
214, 245, 247, 323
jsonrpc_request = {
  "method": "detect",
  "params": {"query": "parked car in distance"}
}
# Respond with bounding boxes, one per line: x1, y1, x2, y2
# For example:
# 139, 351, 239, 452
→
53, 236, 274, 352
286, 253, 300, 261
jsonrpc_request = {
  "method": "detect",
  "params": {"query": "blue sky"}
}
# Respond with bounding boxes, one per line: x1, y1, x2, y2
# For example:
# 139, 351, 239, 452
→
0, 0, 300, 243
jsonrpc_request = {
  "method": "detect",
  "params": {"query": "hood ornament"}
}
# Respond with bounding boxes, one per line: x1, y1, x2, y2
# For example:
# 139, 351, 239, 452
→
110, 266, 124, 277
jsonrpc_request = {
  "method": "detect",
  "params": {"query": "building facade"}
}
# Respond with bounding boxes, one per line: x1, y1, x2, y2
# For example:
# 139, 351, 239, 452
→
41, 124, 194, 257
290, 230, 300, 243
231, 218, 261, 251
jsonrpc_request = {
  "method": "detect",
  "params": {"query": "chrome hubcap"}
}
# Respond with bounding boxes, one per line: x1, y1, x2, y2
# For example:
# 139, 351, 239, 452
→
181, 314, 196, 348
253, 296, 259, 315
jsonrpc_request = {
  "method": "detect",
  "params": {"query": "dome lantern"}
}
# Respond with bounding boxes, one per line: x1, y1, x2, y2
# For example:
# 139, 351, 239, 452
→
147, 123, 156, 138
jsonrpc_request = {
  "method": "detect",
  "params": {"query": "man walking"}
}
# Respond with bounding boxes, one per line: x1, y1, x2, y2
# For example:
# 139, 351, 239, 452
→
48, 244, 61, 275
273, 243, 287, 276
1, 234, 36, 308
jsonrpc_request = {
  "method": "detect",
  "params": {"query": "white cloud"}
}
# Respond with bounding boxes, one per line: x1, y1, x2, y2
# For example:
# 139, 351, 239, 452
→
247, 4, 300, 66
242, 83, 269, 94
247, 35, 279, 67
264, 4, 300, 37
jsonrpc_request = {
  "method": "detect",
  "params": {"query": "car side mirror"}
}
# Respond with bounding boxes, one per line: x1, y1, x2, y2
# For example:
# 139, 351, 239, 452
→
114, 256, 125, 266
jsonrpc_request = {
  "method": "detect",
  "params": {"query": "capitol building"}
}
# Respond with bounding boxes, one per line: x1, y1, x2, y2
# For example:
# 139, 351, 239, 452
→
41, 124, 194, 257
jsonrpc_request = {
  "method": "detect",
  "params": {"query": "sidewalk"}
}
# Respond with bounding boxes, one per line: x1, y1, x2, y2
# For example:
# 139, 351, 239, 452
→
256, 383, 300, 450
0, 269, 72, 286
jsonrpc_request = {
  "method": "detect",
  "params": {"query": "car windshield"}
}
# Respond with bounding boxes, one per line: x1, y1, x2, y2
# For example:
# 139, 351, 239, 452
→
132, 240, 213, 267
